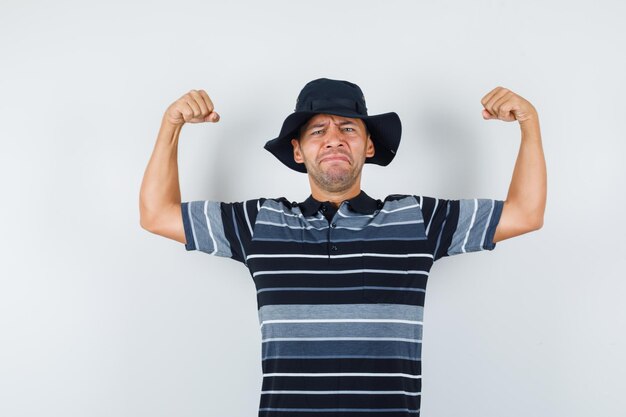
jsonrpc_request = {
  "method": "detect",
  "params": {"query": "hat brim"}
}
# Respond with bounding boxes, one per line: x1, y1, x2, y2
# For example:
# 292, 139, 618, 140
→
264, 109, 402, 173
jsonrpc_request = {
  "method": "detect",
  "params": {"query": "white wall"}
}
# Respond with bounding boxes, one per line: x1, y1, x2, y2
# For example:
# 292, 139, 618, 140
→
1, 1, 624, 416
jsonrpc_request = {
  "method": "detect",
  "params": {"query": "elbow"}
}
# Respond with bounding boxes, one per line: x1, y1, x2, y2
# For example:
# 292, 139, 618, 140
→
139, 209, 157, 231
139, 201, 159, 231
528, 215, 544, 231
140, 216, 153, 231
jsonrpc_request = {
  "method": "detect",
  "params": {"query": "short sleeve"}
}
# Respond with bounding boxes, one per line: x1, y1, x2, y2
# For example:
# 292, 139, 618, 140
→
180, 198, 264, 265
416, 196, 504, 262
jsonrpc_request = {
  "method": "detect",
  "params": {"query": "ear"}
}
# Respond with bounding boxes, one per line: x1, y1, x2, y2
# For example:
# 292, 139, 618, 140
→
365, 135, 375, 158
291, 138, 304, 163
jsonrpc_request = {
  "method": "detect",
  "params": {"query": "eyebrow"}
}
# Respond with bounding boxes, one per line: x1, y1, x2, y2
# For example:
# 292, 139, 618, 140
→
306, 120, 358, 130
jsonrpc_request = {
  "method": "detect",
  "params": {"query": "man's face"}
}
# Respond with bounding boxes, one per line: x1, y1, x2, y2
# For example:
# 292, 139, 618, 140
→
290, 113, 375, 193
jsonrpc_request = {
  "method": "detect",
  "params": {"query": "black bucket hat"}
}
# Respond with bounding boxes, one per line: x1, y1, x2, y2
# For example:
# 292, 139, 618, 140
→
264, 78, 402, 173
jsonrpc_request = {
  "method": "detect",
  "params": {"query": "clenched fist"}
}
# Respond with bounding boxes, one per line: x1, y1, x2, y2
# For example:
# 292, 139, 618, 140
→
164, 89, 220, 126
481, 86, 537, 125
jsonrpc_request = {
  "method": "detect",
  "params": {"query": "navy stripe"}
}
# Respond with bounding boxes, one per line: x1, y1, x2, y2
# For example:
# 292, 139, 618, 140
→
484, 200, 504, 249
181, 202, 196, 251
260, 373, 422, 391
231, 205, 247, 263
263, 358, 422, 369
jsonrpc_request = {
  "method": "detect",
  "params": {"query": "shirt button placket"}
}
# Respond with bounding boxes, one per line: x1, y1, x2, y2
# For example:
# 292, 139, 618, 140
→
328, 208, 339, 256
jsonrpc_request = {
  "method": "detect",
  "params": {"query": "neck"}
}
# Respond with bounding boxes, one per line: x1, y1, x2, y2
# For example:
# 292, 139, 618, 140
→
308, 176, 362, 208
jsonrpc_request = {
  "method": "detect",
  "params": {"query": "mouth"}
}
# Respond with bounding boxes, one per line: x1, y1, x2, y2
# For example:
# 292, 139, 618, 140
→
319, 154, 351, 164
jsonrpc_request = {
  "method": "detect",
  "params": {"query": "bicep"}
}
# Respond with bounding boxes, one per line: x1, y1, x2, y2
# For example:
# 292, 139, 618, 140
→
492, 200, 540, 243
420, 196, 504, 261
143, 203, 186, 244
178, 199, 263, 263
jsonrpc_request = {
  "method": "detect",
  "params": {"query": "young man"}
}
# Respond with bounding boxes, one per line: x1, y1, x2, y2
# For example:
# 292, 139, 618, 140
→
139, 78, 546, 416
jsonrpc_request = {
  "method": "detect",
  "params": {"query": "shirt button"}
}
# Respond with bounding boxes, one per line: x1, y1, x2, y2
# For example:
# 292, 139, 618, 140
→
331, 223, 337, 228
320, 205, 327, 213
331, 245, 338, 251
291, 201, 298, 207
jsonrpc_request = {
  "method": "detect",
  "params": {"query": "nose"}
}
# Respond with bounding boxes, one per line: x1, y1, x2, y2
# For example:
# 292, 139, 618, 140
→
322, 124, 345, 148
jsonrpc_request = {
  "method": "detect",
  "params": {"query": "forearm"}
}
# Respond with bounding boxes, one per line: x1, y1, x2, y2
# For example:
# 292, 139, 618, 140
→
505, 113, 547, 227
139, 115, 184, 228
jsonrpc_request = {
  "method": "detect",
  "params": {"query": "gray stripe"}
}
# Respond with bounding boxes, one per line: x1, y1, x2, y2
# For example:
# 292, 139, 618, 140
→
449, 199, 497, 254
261, 321, 422, 340
256, 196, 425, 234
256, 219, 423, 231
480, 199, 495, 248
256, 220, 328, 230
259, 303, 424, 323
187, 201, 216, 253
206, 202, 232, 257
260, 208, 325, 221
448, 199, 476, 255
337, 204, 420, 219
253, 223, 426, 243
464, 199, 495, 250
460, 199, 479, 252
339, 199, 422, 229
380, 197, 419, 212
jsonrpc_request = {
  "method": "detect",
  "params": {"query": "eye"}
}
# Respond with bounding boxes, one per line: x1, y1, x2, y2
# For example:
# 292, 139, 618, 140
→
343, 127, 355, 132
312, 129, 323, 135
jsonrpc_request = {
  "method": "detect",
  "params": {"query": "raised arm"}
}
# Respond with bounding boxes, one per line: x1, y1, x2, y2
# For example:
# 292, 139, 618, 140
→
139, 89, 220, 243
480, 87, 547, 243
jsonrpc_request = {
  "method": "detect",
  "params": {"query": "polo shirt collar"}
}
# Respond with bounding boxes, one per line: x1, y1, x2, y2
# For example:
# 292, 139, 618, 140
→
298, 190, 382, 216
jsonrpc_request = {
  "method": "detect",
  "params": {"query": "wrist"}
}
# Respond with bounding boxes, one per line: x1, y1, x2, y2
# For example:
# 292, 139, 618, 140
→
519, 110, 539, 129
159, 115, 184, 145
161, 114, 184, 129
519, 118, 541, 142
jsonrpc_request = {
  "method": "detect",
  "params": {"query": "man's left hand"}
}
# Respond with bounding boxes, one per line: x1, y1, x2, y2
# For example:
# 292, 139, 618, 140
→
481, 86, 537, 125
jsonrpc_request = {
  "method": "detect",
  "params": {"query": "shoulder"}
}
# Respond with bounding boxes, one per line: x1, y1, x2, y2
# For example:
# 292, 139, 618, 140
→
222, 197, 290, 209
377, 194, 424, 215
258, 197, 296, 209
253, 197, 307, 217
380, 194, 448, 206
382, 194, 423, 207
383, 193, 413, 202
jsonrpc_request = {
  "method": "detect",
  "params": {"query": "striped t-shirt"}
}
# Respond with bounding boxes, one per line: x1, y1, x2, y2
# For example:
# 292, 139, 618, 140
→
181, 190, 504, 417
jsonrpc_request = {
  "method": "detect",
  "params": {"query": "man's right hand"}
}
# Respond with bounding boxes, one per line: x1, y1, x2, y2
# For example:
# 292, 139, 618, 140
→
164, 89, 220, 126
139, 89, 220, 241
